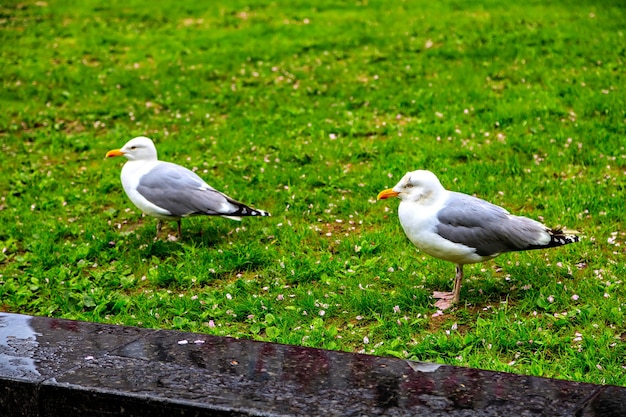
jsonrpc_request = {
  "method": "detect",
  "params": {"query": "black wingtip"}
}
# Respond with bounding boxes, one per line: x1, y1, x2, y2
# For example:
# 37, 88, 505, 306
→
546, 228, 580, 247
231, 204, 270, 218
524, 228, 580, 251
250, 209, 271, 217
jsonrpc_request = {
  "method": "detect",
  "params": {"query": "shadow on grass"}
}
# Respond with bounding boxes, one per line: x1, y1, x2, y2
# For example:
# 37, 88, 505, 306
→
119, 222, 225, 251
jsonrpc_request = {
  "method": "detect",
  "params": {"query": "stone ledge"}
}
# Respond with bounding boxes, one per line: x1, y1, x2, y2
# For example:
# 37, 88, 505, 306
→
0, 312, 624, 416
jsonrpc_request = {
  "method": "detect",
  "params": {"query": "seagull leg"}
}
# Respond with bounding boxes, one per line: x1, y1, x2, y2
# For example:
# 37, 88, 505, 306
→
433, 264, 464, 310
177, 220, 182, 240
156, 220, 162, 238
452, 264, 464, 303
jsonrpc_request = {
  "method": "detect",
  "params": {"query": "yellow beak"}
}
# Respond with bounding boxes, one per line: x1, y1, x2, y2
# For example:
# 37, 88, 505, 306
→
377, 188, 400, 200
105, 149, 125, 158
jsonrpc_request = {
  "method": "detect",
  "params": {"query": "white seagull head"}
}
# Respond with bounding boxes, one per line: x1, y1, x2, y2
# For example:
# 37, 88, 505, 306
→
377, 170, 445, 203
106, 136, 158, 161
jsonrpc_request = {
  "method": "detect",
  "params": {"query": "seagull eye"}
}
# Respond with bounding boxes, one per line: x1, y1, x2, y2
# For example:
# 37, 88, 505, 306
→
406, 183, 413, 188
130, 146, 137, 150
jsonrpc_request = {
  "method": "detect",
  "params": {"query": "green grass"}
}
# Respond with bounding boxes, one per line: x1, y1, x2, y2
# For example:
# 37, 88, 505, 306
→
1, 0, 625, 386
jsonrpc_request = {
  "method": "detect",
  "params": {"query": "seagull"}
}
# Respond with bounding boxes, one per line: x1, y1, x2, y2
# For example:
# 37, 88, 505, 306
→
377, 170, 579, 310
106, 137, 270, 239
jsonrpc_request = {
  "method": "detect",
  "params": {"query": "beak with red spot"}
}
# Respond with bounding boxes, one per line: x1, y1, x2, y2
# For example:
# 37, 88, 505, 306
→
377, 188, 400, 200
106, 149, 125, 158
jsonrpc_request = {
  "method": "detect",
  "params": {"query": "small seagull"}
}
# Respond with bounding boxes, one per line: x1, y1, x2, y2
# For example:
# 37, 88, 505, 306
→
106, 136, 270, 239
378, 170, 579, 310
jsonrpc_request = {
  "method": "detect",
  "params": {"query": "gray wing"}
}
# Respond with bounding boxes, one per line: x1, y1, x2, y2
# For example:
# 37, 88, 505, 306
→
436, 192, 548, 257
137, 162, 268, 218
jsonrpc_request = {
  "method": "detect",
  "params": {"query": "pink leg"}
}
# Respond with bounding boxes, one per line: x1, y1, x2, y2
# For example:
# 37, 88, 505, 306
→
452, 264, 463, 303
156, 220, 162, 238
433, 264, 464, 310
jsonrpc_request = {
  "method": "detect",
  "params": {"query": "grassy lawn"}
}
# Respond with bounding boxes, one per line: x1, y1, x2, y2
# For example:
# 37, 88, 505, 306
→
1, 0, 625, 386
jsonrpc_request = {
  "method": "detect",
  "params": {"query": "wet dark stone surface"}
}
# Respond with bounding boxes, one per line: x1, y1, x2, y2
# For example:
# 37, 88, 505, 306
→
1, 312, 625, 416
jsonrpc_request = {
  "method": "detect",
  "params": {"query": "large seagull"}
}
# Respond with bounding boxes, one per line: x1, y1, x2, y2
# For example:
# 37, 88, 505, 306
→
106, 137, 270, 239
378, 170, 579, 309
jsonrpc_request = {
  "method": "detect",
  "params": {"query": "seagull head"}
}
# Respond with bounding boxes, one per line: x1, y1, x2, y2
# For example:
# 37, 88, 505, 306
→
377, 170, 444, 203
106, 137, 158, 161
